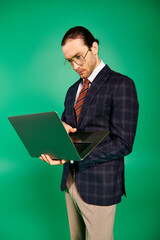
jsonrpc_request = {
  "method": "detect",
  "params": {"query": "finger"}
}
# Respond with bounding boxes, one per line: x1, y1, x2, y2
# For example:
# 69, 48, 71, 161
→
39, 156, 48, 161
62, 122, 77, 134
51, 159, 62, 165
40, 154, 50, 164
69, 128, 77, 133
61, 159, 67, 164
40, 155, 67, 165
44, 155, 62, 165
39, 155, 45, 161
51, 159, 65, 165
45, 154, 56, 165
47, 158, 67, 165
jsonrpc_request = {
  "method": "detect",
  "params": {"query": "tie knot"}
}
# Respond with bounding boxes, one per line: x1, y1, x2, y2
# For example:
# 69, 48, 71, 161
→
84, 79, 90, 85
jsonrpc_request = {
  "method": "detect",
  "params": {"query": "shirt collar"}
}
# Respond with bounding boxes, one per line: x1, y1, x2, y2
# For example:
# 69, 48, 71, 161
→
83, 60, 105, 84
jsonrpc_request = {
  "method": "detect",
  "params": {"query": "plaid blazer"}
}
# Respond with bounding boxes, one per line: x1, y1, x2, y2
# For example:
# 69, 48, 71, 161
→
61, 64, 139, 206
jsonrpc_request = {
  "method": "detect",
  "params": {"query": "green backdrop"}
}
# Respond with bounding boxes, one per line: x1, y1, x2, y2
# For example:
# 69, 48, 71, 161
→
0, 0, 159, 239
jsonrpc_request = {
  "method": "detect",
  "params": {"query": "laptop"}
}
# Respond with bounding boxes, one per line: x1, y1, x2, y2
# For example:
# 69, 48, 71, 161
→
8, 111, 109, 161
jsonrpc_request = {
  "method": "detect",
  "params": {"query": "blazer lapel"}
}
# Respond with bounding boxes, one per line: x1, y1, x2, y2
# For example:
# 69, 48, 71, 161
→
77, 65, 112, 127
70, 79, 81, 127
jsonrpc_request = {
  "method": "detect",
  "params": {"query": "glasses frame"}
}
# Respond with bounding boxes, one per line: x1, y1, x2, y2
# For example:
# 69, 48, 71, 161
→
64, 48, 90, 67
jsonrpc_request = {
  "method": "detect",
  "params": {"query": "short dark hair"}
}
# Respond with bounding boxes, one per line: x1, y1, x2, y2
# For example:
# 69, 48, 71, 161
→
61, 26, 99, 47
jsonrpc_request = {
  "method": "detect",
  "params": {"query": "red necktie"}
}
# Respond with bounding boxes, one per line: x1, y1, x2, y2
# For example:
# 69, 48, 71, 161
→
74, 79, 90, 123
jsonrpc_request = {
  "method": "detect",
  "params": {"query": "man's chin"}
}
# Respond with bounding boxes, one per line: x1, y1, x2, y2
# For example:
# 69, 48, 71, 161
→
78, 72, 88, 79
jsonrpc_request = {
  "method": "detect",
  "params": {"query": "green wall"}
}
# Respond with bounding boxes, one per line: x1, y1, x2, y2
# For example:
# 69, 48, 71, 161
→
0, 0, 159, 239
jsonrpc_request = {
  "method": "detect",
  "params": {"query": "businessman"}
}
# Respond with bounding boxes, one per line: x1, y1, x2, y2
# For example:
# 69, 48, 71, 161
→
40, 26, 139, 240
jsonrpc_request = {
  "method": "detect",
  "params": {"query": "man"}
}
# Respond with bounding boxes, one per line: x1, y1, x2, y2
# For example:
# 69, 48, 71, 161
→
40, 26, 139, 240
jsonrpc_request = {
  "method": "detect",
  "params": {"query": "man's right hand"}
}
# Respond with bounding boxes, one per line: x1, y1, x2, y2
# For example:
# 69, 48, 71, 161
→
62, 121, 77, 134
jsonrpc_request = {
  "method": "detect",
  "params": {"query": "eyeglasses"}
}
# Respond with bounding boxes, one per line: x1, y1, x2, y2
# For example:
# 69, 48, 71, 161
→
64, 48, 90, 67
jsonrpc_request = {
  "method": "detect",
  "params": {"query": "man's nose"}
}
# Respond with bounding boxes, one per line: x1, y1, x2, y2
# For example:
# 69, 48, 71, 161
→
72, 61, 79, 70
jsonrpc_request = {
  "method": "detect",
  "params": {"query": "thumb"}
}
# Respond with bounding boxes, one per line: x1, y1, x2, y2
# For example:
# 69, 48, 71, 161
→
70, 127, 77, 133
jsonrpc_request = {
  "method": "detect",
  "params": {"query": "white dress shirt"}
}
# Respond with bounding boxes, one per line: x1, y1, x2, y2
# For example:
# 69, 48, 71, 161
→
74, 60, 105, 104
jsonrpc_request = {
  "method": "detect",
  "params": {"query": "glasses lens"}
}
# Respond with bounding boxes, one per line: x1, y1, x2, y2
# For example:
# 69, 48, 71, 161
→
64, 54, 86, 68
75, 56, 85, 65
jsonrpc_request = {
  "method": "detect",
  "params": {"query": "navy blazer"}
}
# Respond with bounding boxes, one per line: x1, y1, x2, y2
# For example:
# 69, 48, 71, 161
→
61, 64, 139, 206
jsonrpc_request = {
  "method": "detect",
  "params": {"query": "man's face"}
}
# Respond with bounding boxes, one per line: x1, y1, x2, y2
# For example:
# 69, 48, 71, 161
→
62, 38, 99, 79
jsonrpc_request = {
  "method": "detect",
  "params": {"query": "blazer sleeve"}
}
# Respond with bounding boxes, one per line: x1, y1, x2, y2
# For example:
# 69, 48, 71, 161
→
89, 76, 139, 162
61, 88, 69, 123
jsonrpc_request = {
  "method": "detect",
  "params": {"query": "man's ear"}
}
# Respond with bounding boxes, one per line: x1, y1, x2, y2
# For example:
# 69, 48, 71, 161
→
91, 41, 99, 55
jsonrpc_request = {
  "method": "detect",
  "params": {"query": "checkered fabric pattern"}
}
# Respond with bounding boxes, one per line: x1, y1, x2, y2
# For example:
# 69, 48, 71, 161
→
61, 64, 139, 206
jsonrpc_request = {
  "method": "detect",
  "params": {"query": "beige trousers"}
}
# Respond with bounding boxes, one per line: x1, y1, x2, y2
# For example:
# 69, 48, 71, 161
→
65, 169, 116, 240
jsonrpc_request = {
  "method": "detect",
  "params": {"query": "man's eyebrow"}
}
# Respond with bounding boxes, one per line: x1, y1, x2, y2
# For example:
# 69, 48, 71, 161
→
65, 51, 82, 60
